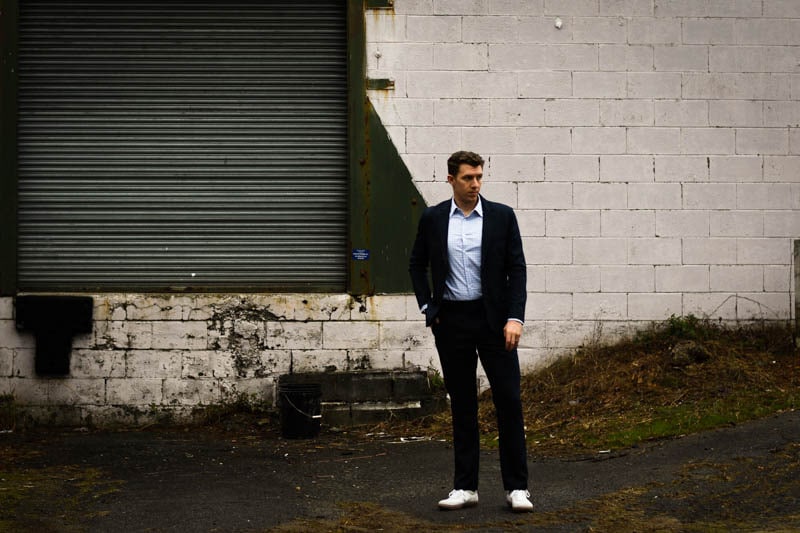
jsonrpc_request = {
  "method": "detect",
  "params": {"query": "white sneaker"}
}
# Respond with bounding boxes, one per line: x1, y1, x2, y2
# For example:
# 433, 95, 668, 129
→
506, 489, 533, 512
438, 489, 479, 510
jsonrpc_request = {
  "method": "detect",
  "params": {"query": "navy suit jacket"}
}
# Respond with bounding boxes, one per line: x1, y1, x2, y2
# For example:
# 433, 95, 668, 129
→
409, 195, 527, 333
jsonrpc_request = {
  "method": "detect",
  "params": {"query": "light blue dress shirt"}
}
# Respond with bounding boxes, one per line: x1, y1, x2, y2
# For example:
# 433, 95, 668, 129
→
444, 198, 483, 302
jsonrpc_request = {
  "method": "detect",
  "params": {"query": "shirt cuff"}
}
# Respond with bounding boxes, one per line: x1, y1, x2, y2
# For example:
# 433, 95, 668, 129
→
420, 303, 428, 314
508, 318, 524, 326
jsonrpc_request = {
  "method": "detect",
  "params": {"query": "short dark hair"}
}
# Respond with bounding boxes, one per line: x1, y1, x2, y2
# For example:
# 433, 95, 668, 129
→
447, 150, 484, 177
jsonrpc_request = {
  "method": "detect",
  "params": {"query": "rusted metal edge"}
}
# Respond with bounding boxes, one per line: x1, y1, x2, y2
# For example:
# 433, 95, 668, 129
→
365, 0, 394, 9
366, 78, 395, 90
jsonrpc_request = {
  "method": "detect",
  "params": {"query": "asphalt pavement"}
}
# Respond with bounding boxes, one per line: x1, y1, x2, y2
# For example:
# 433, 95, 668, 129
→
2, 409, 799, 532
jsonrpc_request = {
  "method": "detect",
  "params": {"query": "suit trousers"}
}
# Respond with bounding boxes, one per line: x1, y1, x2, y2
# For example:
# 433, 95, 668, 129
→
432, 299, 528, 491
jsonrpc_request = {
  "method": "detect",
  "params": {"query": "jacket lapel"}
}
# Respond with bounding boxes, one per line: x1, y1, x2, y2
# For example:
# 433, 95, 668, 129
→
480, 195, 492, 266
436, 201, 450, 264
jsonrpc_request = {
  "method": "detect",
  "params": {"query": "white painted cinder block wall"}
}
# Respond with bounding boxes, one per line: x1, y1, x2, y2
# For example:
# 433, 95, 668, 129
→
366, 0, 798, 336
0, 294, 440, 425
1, 0, 798, 424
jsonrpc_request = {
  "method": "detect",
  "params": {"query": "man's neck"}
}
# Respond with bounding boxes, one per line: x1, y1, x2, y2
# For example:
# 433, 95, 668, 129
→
454, 197, 478, 217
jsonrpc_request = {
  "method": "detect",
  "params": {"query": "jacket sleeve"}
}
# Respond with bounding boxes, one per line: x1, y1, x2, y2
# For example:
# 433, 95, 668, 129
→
505, 209, 527, 323
408, 209, 433, 312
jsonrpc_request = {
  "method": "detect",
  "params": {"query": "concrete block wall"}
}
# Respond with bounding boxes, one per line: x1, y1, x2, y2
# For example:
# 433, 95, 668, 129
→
367, 0, 799, 371
0, 294, 439, 424
2, 1, 799, 423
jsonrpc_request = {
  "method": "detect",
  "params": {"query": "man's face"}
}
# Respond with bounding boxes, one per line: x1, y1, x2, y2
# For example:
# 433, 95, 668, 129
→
448, 163, 482, 208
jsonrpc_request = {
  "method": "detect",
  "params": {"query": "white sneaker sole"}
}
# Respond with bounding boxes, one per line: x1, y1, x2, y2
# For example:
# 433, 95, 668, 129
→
439, 500, 478, 510
508, 503, 533, 513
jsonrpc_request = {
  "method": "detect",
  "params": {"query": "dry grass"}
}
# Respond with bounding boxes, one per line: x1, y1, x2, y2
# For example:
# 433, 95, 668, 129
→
372, 316, 799, 457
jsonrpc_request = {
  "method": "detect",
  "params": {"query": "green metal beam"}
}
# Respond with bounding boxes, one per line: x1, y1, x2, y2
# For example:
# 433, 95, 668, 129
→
348, 1, 425, 296
363, 101, 425, 294
0, 0, 18, 296
348, 0, 370, 295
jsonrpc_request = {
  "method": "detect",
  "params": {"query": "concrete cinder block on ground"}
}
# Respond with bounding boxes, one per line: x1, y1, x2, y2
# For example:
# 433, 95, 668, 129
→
278, 370, 446, 426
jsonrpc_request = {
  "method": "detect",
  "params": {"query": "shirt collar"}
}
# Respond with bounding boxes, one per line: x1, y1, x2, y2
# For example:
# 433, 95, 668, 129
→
450, 197, 483, 217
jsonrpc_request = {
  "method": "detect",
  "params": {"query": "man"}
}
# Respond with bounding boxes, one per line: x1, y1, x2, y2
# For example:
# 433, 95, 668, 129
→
409, 150, 533, 512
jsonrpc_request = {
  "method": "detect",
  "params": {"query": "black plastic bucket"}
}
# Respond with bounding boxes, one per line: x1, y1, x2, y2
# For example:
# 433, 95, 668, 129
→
278, 383, 322, 439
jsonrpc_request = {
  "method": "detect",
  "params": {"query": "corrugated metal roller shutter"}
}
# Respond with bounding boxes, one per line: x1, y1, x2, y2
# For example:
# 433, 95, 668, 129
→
18, 1, 347, 291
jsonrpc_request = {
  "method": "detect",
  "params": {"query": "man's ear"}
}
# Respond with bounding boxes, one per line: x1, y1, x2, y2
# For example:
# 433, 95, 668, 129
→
446, 174, 454, 184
